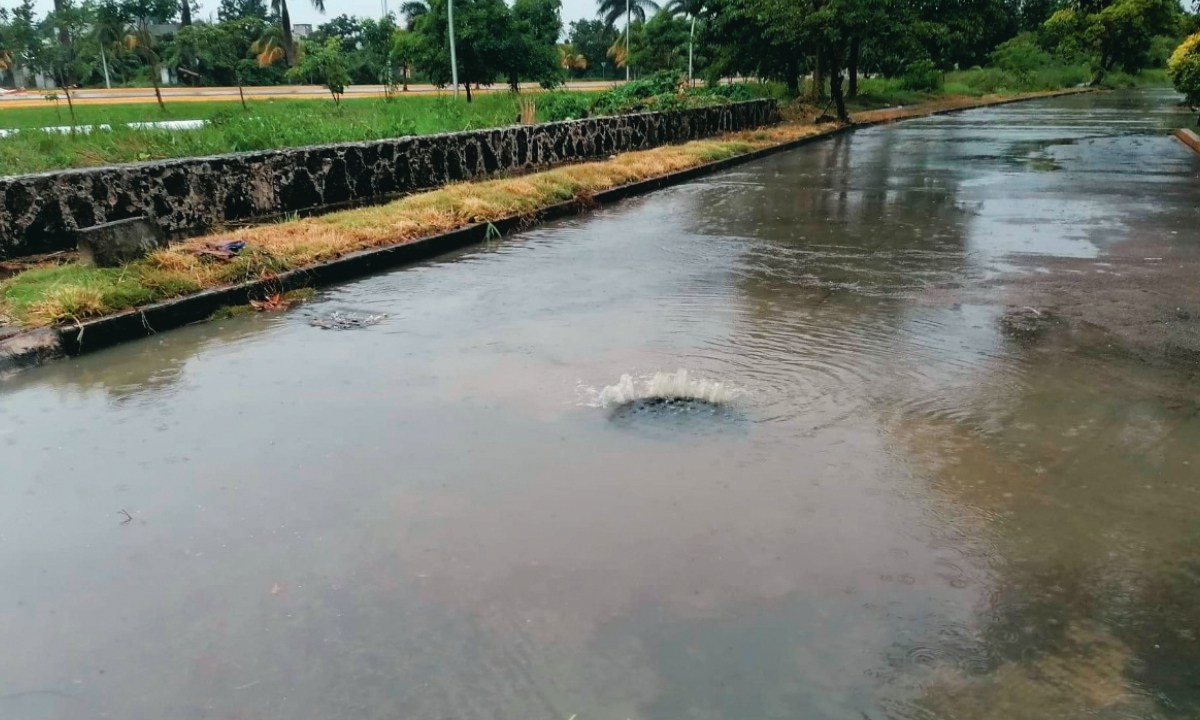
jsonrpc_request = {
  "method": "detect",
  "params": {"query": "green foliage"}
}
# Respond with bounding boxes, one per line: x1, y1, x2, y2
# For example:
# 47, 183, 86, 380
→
990, 33, 1052, 75
536, 91, 593, 120
287, 37, 351, 105
567, 19, 620, 78
1044, 0, 1181, 82
900, 58, 943, 91
591, 70, 680, 113
1169, 32, 1200, 116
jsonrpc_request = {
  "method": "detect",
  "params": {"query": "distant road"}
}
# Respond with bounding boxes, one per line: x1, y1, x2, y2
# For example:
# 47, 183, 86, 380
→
0, 80, 621, 108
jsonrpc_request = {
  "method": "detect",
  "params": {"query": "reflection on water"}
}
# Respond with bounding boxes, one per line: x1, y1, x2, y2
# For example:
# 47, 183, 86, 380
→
1, 90, 1199, 720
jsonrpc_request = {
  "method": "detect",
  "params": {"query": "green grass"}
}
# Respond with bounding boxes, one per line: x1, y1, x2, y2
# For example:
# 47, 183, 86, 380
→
0, 100, 249, 130
0, 93, 554, 175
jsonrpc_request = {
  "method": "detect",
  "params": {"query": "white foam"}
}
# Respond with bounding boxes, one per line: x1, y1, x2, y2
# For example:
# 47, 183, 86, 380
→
580, 370, 742, 408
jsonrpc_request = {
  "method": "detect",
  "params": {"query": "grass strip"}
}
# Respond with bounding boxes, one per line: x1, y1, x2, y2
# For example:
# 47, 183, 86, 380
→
0, 90, 1083, 329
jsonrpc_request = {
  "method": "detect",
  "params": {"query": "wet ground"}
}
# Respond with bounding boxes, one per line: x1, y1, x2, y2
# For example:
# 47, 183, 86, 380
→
1, 89, 1199, 720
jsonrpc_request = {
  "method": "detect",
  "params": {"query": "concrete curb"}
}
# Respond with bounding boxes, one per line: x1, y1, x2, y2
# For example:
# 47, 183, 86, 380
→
1174, 128, 1200, 155
2, 89, 1093, 375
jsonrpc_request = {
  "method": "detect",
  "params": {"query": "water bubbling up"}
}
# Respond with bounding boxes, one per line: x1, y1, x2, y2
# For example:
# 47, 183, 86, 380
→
581, 370, 743, 409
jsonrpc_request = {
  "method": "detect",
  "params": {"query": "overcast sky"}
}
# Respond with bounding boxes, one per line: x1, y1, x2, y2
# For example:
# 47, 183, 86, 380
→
18, 0, 599, 25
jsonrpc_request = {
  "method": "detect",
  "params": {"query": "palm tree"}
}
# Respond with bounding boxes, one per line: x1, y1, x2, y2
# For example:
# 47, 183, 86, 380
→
597, 0, 658, 80
271, 0, 326, 66
558, 43, 588, 77
664, 0, 703, 84
399, 0, 429, 31
596, 0, 657, 27
252, 28, 287, 68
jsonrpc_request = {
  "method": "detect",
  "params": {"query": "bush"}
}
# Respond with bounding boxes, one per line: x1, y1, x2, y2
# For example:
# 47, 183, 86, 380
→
991, 33, 1053, 75
1169, 32, 1200, 114
536, 92, 593, 121
591, 71, 682, 113
900, 59, 943, 91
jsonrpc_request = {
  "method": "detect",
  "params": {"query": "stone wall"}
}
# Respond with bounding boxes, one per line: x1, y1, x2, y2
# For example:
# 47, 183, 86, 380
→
0, 99, 778, 260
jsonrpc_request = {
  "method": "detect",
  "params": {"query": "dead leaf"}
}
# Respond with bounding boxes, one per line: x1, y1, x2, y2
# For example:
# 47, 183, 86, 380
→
249, 294, 293, 312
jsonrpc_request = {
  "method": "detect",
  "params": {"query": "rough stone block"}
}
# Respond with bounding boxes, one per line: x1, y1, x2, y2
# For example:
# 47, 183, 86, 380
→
77, 217, 166, 268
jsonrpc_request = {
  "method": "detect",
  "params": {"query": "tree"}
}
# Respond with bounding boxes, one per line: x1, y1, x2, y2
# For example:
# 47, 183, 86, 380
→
0, 0, 42, 88
272, 0, 326, 66
664, 0, 703, 83
701, 0, 803, 94
217, 0, 270, 22
409, 0, 512, 101
596, 0, 659, 27
124, 15, 168, 109
287, 37, 350, 105
1045, 0, 1180, 83
567, 19, 618, 77
399, 0, 429, 30
1169, 31, 1200, 123
559, 42, 588, 76
390, 27, 420, 89
630, 11, 688, 73
506, 0, 563, 89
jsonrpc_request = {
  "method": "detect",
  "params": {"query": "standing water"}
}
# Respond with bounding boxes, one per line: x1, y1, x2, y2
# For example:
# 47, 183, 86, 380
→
2, 90, 1199, 720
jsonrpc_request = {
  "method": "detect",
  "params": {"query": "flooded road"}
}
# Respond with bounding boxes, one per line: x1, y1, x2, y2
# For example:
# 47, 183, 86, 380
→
2, 89, 1199, 720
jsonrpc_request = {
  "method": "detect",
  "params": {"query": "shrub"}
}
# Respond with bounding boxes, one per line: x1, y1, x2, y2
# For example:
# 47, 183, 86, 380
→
900, 59, 943, 92
537, 92, 593, 121
1169, 32, 1200, 117
991, 33, 1053, 76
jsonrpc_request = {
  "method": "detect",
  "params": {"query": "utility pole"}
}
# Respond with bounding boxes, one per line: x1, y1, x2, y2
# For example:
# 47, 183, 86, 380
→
448, 0, 459, 97
625, 0, 630, 81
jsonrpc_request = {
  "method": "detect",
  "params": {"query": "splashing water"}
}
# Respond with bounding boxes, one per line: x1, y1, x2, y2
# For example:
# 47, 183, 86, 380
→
581, 370, 743, 409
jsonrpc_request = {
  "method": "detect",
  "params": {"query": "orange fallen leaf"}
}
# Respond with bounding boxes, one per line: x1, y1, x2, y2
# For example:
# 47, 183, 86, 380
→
249, 294, 293, 312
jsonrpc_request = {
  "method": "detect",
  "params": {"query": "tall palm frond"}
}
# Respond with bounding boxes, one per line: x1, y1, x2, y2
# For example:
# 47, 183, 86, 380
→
269, 0, 326, 66
399, 0, 430, 31
596, 0, 659, 28
607, 35, 629, 68
558, 43, 588, 71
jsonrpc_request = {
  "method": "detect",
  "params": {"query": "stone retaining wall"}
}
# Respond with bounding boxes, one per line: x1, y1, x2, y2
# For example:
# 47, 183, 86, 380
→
0, 99, 778, 260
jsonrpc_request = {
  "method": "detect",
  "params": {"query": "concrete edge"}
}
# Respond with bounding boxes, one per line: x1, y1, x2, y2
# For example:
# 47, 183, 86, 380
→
1174, 128, 1200, 155
3, 89, 1092, 374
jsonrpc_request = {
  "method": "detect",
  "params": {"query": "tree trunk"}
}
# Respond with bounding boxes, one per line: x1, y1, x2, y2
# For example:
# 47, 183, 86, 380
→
810, 46, 825, 100
464, 82, 473, 103
151, 65, 166, 110
508, 72, 519, 93
785, 55, 800, 97
848, 37, 860, 99
53, 0, 70, 48
829, 46, 847, 123
180, 0, 192, 26
60, 84, 78, 128
280, 0, 297, 66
